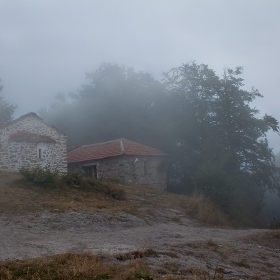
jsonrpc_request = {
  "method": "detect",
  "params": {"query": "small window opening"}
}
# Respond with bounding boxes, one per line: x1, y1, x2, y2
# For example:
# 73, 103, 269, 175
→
38, 148, 42, 158
82, 165, 97, 178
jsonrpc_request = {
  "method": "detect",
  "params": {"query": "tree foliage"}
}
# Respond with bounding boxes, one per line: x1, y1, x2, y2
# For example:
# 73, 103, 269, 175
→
40, 64, 165, 150
0, 80, 16, 125
162, 62, 279, 223
41, 62, 280, 224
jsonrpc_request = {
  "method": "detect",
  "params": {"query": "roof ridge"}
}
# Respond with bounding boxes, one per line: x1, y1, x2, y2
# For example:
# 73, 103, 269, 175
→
0, 112, 42, 129
0, 112, 67, 135
81, 138, 131, 147
67, 138, 167, 164
79, 138, 162, 151
10, 129, 49, 136
119, 139, 125, 154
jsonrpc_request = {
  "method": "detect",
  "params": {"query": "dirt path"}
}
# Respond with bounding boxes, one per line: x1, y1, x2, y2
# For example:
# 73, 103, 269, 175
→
1, 210, 279, 279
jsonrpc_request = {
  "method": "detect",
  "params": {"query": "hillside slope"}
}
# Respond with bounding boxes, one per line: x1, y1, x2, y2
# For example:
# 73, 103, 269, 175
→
0, 172, 280, 279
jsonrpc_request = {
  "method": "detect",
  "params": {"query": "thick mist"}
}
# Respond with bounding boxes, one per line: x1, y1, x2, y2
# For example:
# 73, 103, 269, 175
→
1, 1, 280, 226
38, 62, 280, 226
0, 1, 280, 152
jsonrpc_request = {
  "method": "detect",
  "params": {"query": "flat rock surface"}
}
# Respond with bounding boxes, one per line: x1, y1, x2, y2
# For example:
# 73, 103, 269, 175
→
1, 210, 280, 279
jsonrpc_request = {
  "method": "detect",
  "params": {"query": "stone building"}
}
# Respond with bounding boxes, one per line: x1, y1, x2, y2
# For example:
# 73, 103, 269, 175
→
0, 112, 67, 173
67, 138, 167, 190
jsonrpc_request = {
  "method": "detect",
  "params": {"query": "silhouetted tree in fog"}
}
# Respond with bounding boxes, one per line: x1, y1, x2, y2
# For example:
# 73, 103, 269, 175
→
163, 62, 279, 224
40, 64, 165, 150
41, 62, 280, 225
0, 80, 16, 125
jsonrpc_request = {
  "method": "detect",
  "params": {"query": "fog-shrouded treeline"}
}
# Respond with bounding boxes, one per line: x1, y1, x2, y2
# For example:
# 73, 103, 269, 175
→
0, 80, 16, 125
19, 62, 279, 225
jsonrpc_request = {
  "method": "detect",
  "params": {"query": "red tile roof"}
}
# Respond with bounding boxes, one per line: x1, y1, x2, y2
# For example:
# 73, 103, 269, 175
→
9, 130, 56, 143
67, 138, 167, 163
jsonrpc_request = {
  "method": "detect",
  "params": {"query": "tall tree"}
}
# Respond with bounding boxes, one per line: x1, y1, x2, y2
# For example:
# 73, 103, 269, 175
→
163, 62, 279, 222
0, 80, 16, 125
40, 64, 165, 150
41, 62, 279, 224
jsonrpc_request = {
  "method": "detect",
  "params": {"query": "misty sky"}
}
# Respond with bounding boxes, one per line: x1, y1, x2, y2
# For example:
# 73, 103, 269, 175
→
1, 1, 280, 150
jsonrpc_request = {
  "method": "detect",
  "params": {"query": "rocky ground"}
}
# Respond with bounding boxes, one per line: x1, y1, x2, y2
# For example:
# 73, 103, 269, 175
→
0, 172, 279, 279
1, 209, 280, 279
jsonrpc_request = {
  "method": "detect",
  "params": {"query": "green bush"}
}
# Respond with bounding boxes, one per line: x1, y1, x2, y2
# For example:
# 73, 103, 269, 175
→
20, 167, 125, 200
192, 164, 234, 211
60, 170, 126, 200
85, 177, 125, 200
192, 163, 265, 227
19, 165, 59, 187
60, 170, 83, 187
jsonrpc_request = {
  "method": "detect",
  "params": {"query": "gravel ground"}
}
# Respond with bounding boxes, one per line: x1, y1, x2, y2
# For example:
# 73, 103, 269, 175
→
1, 210, 280, 279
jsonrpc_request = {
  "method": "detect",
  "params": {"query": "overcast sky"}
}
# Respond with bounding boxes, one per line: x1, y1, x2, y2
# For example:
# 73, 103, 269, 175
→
1, 0, 280, 150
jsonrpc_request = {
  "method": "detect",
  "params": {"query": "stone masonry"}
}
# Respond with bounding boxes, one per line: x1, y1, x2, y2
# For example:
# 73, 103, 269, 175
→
0, 113, 67, 173
68, 155, 167, 190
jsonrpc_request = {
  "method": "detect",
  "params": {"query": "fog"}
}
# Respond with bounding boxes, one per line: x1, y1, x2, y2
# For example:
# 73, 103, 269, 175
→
1, 0, 280, 228
1, 0, 280, 148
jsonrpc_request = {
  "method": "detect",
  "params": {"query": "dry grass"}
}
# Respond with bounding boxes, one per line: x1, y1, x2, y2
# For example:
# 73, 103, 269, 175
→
0, 172, 127, 215
116, 248, 159, 261
243, 230, 280, 249
182, 191, 229, 226
0, 252, 229, 280
0, 252, 152, 280
206, 239, 219, 252
0, 171, 232, 227
0, 172, 182, 216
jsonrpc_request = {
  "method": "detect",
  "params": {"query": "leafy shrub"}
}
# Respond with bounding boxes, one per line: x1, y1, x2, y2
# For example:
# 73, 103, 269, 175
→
60, 170, 83, 187
19, 165, 59, 187
192, 163, 264, 227
87, 180, 125, 200
20, 167, 125, 200
82, 177, 126, 200
192, 164, 234, 212
60, 171, 126, 200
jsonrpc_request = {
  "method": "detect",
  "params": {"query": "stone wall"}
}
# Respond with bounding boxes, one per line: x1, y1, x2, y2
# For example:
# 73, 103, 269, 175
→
0, 114, 67, 173
68, 155, 167, 190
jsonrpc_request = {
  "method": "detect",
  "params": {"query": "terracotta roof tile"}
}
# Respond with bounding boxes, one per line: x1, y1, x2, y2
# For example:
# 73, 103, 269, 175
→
67, 138, 166, 163
9, 130, 56, 143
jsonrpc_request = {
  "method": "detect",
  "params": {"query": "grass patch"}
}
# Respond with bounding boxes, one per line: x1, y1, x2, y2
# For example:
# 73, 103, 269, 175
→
243, 230, 280, 249
1, 171, 235, 227
181, 191, 230, 226
0, 252, 227, 280
116, 249, 159, 261
63, 171, 126, 200
206, 239, 219, 252
19, 168, 126, 201
0, 172, 127, 214
0, 253, 152, 280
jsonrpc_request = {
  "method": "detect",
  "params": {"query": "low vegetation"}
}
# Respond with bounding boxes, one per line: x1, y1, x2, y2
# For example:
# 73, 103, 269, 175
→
1, 172, 280, 279
19, 167, 125, 200
182, 191, 229, 226
0, 252, 226, 280
0, 171, 234, 227
19, 165, 59, 188
0, 253, 153, 280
